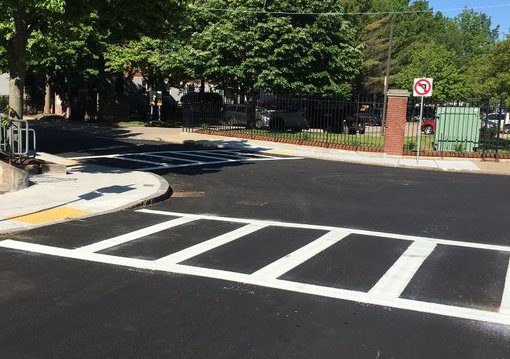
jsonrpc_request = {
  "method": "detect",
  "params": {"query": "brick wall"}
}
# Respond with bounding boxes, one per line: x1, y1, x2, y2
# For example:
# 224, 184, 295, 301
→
384, 90, 410, 156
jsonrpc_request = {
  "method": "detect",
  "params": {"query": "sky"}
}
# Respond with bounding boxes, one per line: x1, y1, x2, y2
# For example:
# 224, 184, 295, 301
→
428, 0, 510, 36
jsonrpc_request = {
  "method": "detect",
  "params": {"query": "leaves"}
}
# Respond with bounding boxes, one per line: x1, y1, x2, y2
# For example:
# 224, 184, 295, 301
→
177, 0, 362, 96
396, 41, 465, 102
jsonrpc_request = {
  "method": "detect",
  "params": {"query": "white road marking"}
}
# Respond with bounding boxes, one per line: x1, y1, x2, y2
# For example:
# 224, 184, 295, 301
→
252, 230, 350, 280
1, 239, 510, 326
145, 153, 204, 164
114, 156, 171, 167
77, 217, 195, 253
136, 209, 510, 253
137, 157, 302, 171
70, 153, 123, 160
156, 223, 267, 264
69, 150, 229, 161
501, 258, 510, 314
221, 150, 276, 159
369, 241, 437, 299
205, 150, 261, 159
168, 151, 237, 162
69, 150, 302, 172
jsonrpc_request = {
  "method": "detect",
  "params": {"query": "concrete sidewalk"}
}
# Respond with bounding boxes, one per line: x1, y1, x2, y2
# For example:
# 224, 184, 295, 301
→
0, 164, 170, 234
121, 126, 510, 175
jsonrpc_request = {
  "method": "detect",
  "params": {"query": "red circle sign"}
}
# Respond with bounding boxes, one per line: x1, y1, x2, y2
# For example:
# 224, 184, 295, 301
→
414, 79, 432, 96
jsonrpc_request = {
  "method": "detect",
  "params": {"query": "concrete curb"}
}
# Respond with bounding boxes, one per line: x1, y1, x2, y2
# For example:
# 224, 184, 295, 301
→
126, 171, 173, 210
124, 128, 497, 175
0, 169, 172, 235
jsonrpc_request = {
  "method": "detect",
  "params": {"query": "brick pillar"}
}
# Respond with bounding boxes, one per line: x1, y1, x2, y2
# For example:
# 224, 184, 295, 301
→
384, 89, 410, 156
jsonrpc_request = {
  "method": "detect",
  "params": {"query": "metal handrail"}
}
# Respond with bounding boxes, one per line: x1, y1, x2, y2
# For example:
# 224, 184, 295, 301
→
0, 116, 37, 159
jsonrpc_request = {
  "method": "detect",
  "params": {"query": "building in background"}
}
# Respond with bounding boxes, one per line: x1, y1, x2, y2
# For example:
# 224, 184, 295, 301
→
0, 74, 8, 96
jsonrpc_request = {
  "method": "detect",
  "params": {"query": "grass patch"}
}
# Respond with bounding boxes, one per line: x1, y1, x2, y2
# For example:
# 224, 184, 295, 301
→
116, 120, 147, 128
219, 128, 385, 148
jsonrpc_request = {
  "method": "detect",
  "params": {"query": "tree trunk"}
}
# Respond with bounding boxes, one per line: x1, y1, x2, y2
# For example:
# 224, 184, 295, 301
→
7, 3, 29, 119
200, 78, 206, 93
44, 75, 52, 114
96, 55, 106, 121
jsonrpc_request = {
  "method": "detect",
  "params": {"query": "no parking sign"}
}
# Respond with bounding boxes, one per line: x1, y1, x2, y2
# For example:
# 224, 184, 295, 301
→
413, 78, 433, 97
413, 77, 433, 162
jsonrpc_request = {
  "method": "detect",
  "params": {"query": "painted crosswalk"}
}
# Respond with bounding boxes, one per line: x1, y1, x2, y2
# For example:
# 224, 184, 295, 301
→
1, 210, 510, 326
69, 149, 302, 171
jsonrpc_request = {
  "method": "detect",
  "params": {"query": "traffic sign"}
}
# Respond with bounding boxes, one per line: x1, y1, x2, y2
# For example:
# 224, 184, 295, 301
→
413, 78, 433, 97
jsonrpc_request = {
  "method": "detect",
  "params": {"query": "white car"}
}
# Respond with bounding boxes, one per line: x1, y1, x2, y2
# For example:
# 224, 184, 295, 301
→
224, 105, 270, 128
485, 112, 510, 132
224, 105, 309, 131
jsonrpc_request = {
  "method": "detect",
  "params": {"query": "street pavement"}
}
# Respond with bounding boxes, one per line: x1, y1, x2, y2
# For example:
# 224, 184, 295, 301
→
1, 120, 510, 358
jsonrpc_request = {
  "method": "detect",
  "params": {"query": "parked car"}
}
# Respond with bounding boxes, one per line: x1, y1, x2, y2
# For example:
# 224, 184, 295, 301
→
409, 105, 436, 122
421, 118, 498, 135
268, 109, 309, 131
224, 104, 308, 131
306, 99, 368, 134
421, 119, 436, 134
484, 112, 510, 132
354, 109, 383, 126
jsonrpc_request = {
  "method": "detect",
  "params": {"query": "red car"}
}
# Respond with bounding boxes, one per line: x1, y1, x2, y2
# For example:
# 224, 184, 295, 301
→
421, 119, 435, 135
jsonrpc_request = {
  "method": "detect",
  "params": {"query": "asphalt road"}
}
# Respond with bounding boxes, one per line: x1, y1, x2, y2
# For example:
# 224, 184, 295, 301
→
1, 120, 510, 358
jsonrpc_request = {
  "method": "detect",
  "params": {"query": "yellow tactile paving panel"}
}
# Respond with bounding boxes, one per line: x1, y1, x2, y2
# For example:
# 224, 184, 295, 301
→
10, 207, 90, 224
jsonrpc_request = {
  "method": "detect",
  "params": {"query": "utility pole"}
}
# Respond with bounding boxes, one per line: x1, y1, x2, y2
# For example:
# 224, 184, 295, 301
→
381, 15, 395, 135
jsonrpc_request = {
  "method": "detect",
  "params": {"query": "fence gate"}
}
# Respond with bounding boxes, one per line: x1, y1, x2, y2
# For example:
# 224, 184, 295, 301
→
405, 100, 509, 159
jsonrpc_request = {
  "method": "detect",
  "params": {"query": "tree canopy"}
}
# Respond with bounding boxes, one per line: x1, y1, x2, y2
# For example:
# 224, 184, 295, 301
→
0, 0, 507, 117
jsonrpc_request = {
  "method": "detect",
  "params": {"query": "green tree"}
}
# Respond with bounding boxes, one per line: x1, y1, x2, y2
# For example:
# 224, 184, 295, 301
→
356, 0, 445, 94
1, 0, 184, 119
181, 0, 363, 97
454, 9, 499, 61
0, 0, 65, 118
482, 37, 510, 103
396, 41, 465, 102
27, 7, 102, 113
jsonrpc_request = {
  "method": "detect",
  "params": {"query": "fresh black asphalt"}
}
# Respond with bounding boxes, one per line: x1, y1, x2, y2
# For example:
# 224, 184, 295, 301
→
182, 226, 325, 274
1, 120, 510, 358
100, 220, 242, 260
281, 235, 410, 292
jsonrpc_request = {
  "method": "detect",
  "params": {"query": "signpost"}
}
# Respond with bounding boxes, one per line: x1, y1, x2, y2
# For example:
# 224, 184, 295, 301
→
413, 78, 433, 161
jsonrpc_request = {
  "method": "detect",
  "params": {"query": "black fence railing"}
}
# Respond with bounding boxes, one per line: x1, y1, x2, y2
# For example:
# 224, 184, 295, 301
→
405, 99, 509, 159
0, 96, 8, 113
183, 92, 386, 152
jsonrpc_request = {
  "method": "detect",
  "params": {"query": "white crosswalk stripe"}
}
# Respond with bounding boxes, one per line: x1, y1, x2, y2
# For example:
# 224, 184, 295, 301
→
1, 210, 510, 326
69, 150, 303, 171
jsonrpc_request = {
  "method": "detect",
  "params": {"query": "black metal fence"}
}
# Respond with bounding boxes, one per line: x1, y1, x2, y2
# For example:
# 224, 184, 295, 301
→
183, 90, 509, 158
405, 99, 509, 159
0, 96, 7, 113
183, 91, 386, 152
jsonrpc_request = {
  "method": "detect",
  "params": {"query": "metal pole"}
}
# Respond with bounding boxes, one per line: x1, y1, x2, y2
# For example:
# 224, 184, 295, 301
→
416, 96, 424, 162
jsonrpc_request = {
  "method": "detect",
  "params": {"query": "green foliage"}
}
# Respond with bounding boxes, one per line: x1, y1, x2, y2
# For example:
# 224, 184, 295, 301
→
453, 9, 499, 61
0, 0, 506, 113
180, 0, 363, 96
454, 143, 465, 153
404, 140, 416, 151
396, 41, 465, 102
485, 37, 510, 103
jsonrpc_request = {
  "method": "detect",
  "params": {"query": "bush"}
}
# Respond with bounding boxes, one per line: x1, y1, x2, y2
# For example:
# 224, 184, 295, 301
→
454, 143, 465, 153
404, 140, 416, 151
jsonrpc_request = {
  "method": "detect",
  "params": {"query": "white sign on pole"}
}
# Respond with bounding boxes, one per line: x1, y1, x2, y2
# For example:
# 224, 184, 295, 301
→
413, 78, 433, 97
